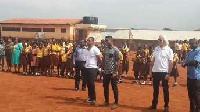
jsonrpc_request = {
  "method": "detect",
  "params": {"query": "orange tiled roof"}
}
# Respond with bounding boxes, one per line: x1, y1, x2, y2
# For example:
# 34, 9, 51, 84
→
0, 18, 83, 25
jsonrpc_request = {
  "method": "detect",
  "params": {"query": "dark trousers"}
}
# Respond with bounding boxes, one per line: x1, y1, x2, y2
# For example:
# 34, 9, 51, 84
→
75, 61, 86, 89
187, 78, 200, 112
152, 72, 169, 107
134, 70, 139, 80
103, 74, 119, 104
0, 56, 5, 70
60, 62, 66, 76
84, 68, 97, 101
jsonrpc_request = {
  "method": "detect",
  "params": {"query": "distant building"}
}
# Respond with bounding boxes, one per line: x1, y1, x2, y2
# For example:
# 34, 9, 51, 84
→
99, 28, 200, 50
0, 17, 106, 41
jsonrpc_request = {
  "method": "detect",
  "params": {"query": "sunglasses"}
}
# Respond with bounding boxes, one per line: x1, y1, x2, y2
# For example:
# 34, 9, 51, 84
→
158, 39, 163, 42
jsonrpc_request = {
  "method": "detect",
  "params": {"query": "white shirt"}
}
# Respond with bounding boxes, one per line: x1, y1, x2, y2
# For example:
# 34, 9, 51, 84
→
152, 46, 173, 73
85, 45, 101, 68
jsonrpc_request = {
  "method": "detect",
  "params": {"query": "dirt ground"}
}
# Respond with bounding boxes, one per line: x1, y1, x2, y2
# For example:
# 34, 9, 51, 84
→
0, 62, 189, 112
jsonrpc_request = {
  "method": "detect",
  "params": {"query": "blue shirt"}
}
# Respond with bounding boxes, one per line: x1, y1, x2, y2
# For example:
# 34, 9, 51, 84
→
185, 47, 200, 80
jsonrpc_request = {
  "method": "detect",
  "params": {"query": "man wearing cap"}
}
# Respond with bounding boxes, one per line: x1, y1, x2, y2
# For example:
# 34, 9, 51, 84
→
148, 35, 173, 112
101, 36, 120, 110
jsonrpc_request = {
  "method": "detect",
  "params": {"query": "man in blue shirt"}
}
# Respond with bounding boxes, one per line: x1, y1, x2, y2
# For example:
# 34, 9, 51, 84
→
184, 38, 200, 112
73, 39, 88, 91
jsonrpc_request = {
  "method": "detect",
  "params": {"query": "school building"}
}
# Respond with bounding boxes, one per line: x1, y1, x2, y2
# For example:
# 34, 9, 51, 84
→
0, 17, 106, 42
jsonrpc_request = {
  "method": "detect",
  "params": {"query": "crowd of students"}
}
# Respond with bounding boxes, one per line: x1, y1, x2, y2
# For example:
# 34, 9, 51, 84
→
0, 36, 196, 111
0, 37, 191, 87
0, 37, 130, 81
0, 37, 74, 76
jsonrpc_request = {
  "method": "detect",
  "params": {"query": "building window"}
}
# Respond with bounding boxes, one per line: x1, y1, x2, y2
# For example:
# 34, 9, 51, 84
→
61, 28, 66, 33
43, 28, 55, 32
22, 28, 41, 32
2, 27, 20, 31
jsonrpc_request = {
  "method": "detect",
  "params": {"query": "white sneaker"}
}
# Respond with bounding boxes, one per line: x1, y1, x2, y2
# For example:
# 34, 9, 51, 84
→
67, 73, 70, 76
86, 98, 92, 103
147, 81, 152, 85
172, 83, 178, 87
141, 81, 146, 85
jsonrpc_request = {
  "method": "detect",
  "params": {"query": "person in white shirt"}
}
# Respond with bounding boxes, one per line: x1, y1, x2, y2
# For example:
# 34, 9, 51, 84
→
84, 37, 102, 106
148, 35, 173, 112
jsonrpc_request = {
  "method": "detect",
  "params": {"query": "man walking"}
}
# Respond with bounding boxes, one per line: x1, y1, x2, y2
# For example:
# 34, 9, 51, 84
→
148, 35, 173, 112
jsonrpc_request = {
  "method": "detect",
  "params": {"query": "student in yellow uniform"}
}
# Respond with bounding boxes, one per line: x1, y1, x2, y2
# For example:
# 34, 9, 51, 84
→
182, 40, 189, 61
26, 42, 32, 74
59, 42, 66, 77
55, 41, 62, 75
66, 46, 74, 77
50, 41, 57, 75
60, 47, 68, 77
30, 44, 37, 75
118, 48, 124, 83
43, 42, 51, 76
140, 45, 150, 85
36, 43, 43, 76
122, 43, 130, 77
170, 51, 179, 87
20, 42, 29, 75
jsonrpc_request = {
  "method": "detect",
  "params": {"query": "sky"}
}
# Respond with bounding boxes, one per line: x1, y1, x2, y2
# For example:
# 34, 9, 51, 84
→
0, 0, 200, 31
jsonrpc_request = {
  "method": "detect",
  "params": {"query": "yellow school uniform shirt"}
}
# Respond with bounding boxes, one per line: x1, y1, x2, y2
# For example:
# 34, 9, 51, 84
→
61, 53, 67, 62
67, 43, 73, 53
144, 48, 150, 57
173, 53, 179, 62
51, 44, 57, 54
25, 46, 32, 53
182, 43, 189, 51
37, 48, 43, 58
119, 51, 123, 61
57, 45, 62, 51
60, 47, 66, 54
43, 47, 49, 56
66, 52, 73, 60
124, 47, 130, 52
